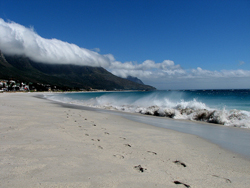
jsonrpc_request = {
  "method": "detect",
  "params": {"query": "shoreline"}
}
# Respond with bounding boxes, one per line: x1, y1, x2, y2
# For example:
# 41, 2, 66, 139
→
1, 92, 250, 187
42, 92, 250, 159
42, 90, 250, 128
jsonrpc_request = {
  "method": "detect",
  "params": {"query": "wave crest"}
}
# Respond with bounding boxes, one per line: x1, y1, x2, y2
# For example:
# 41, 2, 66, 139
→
45, 93, 250, 128
136, 105, 250, 128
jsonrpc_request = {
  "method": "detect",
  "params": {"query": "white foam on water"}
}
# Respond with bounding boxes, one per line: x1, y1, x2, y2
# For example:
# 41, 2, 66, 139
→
44, 92, 250, 128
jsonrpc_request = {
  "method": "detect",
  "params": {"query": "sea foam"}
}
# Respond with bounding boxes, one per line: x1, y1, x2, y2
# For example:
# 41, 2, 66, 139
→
45, 91, 250, 128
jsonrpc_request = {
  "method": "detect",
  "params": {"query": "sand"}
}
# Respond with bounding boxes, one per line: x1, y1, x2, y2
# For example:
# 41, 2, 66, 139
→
0, 92, 250, 188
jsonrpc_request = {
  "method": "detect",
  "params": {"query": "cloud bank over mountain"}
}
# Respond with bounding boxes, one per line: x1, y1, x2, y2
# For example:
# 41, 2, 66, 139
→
0, 18, 111, 67
1, 18, 249, 89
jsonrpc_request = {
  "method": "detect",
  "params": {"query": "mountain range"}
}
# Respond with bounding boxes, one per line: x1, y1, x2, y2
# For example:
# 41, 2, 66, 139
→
126, 76, 144, 85
0, 51, 155, 91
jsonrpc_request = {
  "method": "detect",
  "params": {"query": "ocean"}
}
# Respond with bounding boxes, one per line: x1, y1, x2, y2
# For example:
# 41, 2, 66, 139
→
45, 89, 250, 129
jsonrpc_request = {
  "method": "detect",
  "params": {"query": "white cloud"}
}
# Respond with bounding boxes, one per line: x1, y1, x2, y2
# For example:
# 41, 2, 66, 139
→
0, 18, 111, 67
92, 48, 100, 52
1, 18, 250, 90
110, 62, 250, 89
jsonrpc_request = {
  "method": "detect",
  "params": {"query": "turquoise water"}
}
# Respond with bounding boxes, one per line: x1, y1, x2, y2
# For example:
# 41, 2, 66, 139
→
45, 90, 250, 128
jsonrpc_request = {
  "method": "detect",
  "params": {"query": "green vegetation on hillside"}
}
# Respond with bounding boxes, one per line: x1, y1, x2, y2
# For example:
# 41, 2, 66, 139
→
0, 52, 155, 91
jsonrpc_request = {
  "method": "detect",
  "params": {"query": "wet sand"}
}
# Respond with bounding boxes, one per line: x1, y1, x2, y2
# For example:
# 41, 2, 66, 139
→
1, 92, 250, 187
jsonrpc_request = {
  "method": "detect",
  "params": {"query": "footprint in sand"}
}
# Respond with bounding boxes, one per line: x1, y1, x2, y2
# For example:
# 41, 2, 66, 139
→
173, 181, 190, 188
212, 175, 231, 183
173, 160, 187, 167
91, 139, 100, 142
134, 165, 147, 173
147, 151, 157, 155
113, 154, 124, 159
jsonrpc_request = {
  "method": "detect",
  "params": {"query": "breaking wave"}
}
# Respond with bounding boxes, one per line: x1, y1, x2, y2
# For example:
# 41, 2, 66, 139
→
45, 91, 250, 128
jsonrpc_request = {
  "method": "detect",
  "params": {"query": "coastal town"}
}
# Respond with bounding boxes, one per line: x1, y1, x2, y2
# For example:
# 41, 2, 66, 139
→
0, 79, 103, 92
0, 79, 56, 92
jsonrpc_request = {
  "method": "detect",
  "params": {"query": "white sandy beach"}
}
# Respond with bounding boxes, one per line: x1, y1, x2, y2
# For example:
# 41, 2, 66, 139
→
0, 93, 250, 188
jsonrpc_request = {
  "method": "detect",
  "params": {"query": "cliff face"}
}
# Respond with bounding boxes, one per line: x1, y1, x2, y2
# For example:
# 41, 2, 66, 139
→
0, 52, 156, 90
127, 76, 144, 85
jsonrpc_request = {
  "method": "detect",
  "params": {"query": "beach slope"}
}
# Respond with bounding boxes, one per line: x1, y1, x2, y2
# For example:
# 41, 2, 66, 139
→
0, 93, 250, 187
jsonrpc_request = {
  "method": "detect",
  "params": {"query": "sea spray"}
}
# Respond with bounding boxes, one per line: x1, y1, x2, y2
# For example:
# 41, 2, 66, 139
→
45, 90, 250, 128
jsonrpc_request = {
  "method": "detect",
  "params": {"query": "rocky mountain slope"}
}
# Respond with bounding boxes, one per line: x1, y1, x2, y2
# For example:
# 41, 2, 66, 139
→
0, 52, 155, 91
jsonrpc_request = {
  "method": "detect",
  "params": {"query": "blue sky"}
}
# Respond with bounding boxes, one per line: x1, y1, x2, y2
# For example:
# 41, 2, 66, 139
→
0, 0, 250, 89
